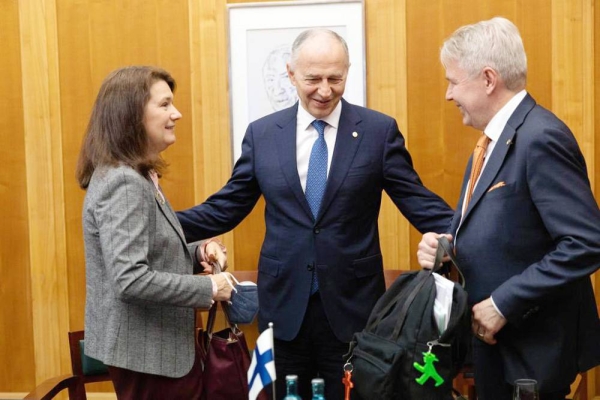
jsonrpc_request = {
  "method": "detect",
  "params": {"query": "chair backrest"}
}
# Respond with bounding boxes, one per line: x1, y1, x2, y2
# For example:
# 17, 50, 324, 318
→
24, 331, 112, 400
68, 330, 110, 384
66, 330, 111, 399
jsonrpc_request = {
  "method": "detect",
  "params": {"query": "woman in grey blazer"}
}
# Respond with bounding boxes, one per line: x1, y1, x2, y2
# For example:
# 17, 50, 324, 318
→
76, 66, 233, 399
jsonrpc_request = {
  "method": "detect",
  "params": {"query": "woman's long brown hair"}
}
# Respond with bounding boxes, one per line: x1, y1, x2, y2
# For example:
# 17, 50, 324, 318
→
76, 66, 176, 189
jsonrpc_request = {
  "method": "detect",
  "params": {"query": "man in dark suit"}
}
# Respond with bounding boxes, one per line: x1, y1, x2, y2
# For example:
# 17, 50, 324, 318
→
417, 17, 600, 399
178, 28, 453, 399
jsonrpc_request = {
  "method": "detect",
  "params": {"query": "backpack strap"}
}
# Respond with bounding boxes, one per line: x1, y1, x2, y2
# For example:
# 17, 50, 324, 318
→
389, 236, 465, 339
366, 236, 465, 339
435, 236, 465, 288
390, 268, 433, 339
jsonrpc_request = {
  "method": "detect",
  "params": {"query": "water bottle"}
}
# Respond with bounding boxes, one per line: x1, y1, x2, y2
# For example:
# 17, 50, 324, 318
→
283, 375, 302, 400
311, 377, 325, 400
513, 379, 539, 400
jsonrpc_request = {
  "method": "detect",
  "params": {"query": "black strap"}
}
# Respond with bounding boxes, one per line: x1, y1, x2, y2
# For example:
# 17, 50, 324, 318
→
391, 268, 432, 339
389, 236, 465, 340
435, 236, 465, 288
363, 237, 465, 339
366, 267, 430, 332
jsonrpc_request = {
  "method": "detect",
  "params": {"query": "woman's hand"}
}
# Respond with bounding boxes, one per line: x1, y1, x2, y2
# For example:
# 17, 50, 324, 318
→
211, 272, 234, 301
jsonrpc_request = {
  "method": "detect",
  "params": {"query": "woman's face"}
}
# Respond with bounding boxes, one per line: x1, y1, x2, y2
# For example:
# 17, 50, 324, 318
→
144, 80, 182, 157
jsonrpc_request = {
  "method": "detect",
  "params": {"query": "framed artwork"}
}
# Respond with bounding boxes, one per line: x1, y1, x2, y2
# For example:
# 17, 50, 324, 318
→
227, 0, 366, 163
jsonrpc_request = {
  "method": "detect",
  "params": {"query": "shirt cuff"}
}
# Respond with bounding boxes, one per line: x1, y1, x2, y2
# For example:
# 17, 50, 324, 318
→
490, 296, 506, 319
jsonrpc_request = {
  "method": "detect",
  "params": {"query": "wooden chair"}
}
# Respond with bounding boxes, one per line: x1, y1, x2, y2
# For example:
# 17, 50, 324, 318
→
569, 372, 588, 400
24, 330, 111, 400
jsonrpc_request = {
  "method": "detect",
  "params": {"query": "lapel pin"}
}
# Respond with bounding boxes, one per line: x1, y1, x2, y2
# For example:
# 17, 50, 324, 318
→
506, 139, 513, 146
352, 131, 358, 138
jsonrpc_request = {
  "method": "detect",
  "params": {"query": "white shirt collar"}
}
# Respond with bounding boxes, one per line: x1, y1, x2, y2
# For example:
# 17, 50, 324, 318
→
297, 100, 342, 131
484, 90, 527, 142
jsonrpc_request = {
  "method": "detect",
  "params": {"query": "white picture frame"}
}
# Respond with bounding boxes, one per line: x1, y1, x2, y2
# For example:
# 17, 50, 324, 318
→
227, 0, 366, 163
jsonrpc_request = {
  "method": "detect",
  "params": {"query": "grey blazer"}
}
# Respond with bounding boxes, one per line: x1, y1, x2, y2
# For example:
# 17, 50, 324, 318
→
82, 164, 214, 378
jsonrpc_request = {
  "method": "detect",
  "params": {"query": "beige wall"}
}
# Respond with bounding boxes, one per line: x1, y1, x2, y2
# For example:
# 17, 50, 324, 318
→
1, 0, 598, 395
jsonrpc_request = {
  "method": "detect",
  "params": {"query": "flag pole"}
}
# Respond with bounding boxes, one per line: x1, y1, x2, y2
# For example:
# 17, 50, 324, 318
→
269, 322, 276, 400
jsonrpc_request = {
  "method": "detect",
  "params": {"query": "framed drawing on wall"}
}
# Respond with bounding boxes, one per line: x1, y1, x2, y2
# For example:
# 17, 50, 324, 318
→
227, 0, 366, 163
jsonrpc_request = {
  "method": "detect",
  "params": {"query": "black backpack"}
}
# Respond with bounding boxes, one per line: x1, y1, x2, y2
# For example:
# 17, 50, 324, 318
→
344, 237, 470, 400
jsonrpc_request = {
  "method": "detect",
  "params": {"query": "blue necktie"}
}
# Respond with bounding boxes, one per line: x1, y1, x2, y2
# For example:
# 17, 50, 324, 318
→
306, 119, 328, 294
306, 120, 328, 217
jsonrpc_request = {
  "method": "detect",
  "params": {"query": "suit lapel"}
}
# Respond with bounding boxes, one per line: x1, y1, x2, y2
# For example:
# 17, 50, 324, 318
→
274, 104, 315, 219
451, 166, 469, 235
152, 182, 188, 247
461, 94, 536, 223
317, 99, 363, 221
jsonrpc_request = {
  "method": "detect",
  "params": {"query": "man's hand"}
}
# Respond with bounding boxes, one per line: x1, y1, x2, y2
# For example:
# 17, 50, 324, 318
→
199, 240, 228, 273
417, 232, 453, 269
472, 298, 507, 345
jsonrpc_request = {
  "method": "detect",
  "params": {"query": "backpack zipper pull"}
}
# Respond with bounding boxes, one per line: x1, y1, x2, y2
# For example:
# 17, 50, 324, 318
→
427, 339, 451, 349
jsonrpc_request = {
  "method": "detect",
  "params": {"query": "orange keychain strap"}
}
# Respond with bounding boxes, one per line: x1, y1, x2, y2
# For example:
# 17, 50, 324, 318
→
343, 369, 354, 400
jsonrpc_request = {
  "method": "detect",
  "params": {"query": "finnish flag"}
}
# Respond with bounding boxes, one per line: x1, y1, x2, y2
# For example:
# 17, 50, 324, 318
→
248, 323, 276, 400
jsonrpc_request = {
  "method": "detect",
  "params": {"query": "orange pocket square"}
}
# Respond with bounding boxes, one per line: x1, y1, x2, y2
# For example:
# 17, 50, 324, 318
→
487, 181, 506, 192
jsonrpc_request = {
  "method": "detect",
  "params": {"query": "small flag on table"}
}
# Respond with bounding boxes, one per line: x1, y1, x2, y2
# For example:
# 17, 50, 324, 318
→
248, 323, 276, 400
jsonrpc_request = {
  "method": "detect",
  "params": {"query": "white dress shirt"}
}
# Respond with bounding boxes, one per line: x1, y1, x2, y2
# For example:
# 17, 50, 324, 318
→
295, 101, 342, 192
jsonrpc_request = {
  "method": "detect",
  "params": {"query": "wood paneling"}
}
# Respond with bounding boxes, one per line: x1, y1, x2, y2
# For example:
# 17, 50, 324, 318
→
596, 0, 600, 197
2, 0, 599, 396
19, 0, 71, 386
364, 0, 412, 271
594, 0, 600, 395
189, 0, 238, 266
551, 0, 595, 175
0, 0, 35, 392
405, 0, 553, 269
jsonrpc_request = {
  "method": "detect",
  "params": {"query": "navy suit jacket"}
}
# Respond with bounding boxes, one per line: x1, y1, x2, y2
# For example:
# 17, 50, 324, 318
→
451, 94, 600, 391
178, 99, 453, 342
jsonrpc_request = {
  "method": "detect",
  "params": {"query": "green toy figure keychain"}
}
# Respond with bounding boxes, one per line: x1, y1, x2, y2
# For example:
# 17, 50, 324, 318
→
413, 341, 445, 387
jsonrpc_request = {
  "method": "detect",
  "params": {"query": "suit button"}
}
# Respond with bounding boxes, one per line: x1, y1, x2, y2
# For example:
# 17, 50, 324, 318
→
313, 228, 320, 234
307, 264, 314, 271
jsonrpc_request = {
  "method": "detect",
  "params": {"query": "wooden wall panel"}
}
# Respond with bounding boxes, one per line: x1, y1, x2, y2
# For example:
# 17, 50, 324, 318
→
0, 0, 35, 392
364, 0, 412, 271
189, 0, 238, 266
56, 0, 97, 337
19, 0, 71, 386
596, 0, 600, 198
405, 0, 552, 269
55, 0, 197, 391
594, 0, 600, 395
551, 0, 595, 174
56, 0, 196, 331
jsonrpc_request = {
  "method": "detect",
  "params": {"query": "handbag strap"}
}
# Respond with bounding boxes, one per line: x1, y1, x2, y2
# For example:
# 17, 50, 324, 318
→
206, 300, 238, 336
206, 302, 218, 335
205, 260, 239, 334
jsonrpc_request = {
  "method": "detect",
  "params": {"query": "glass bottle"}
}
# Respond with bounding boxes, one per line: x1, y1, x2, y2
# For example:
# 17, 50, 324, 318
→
513, 379, 539, 400
283, 375, 302, 400
311, 377, 326, 400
